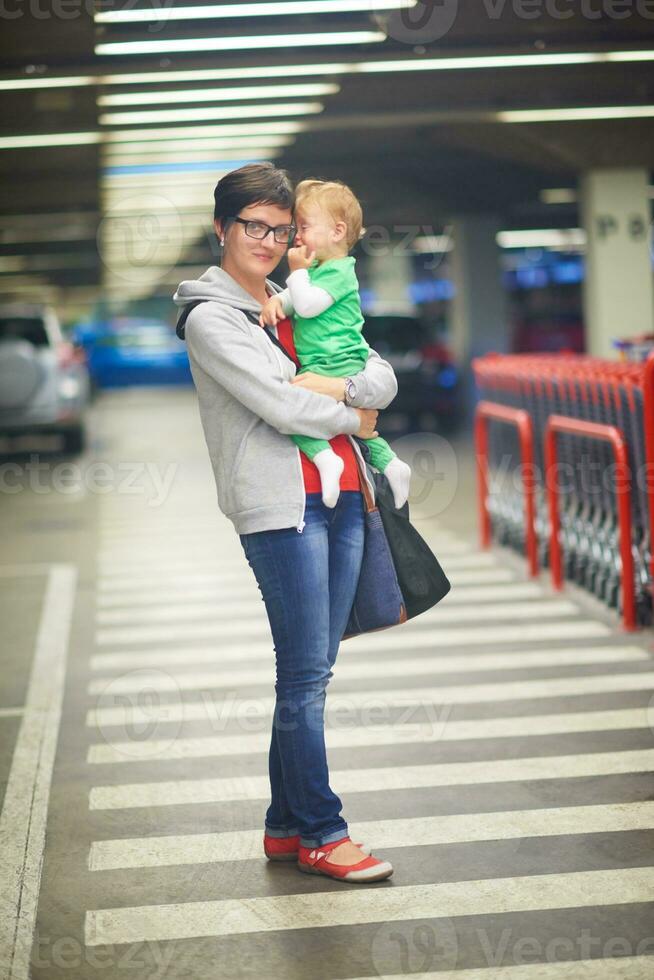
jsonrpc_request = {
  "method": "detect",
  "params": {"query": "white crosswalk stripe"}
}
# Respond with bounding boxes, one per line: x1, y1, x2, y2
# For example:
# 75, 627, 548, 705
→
77, 504, 654, 975
95, 582, 546, 624
88, 748, 654, 810
94, 567, 518, 608
86, 646, 650, 696
84, 866, 654, 946
347, 958, 654, 980
86, 669, 654, 730
86, 706, 653, 765
95, 548, 500, 584
87, 637, 636, 673
92, 601, 591, 645
87, 801, 654, 870
94, 541, 474, 575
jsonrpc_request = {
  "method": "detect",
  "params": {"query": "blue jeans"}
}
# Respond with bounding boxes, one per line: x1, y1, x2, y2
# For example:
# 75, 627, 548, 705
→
239, 490, 365, 847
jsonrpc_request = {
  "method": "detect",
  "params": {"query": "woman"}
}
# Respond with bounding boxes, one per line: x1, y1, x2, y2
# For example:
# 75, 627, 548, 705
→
173, 162, 398, 883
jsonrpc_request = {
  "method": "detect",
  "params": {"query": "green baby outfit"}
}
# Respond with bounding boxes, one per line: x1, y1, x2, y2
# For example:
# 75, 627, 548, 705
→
290, 256, 395, 471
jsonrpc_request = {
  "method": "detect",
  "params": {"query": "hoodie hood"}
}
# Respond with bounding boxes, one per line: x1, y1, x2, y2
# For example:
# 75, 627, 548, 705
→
172, 265, 283, 339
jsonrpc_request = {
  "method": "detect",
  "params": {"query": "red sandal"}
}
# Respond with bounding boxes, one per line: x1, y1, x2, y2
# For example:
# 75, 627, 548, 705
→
297, 835, 393, 882
264, 832, 371, 862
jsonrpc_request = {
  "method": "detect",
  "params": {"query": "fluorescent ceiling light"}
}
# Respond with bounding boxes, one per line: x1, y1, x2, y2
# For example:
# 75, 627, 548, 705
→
540, 188, 578, 204
499, 105, 654, 122
497, 229, 586, 249
95, 31, 386, 56
540, 184, 654, 203
104, 158, 272, 175
96, 1, 415, 23
0, 131, 100, 149
3, 47, 654, 91
0, 75, 95, 91
103, 122, 307, 141
99, 82, 338, 106
359, 52, 605, 72
412, 235, 453, 253
102, 169, 239, 184
100, 101, 322, 126
98, 64, 351, 85
606, 50, 654, 62
104, 149, 286, 165
103, 137, 293, 157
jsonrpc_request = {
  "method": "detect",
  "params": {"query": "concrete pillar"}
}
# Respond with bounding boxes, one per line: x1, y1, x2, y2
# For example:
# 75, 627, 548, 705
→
366, 245, 415, 316
449, 213, 509, 426
579, 167, 654, 358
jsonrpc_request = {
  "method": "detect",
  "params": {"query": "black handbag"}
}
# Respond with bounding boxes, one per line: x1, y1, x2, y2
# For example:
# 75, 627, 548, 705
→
343, 438, 451, 639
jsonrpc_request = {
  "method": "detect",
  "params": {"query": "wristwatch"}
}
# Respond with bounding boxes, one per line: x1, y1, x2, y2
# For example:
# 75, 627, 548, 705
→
343, 376, 358, 406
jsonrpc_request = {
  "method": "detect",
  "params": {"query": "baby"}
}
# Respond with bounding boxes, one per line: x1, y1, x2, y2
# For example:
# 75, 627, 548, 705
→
260, 178, 411, 510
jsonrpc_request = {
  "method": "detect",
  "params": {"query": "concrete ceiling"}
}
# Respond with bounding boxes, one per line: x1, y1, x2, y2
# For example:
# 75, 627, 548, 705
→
1, 1, 653, 309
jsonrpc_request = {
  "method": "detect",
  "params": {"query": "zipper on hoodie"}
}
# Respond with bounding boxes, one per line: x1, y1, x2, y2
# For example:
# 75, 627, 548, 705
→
264, 320, 306, 532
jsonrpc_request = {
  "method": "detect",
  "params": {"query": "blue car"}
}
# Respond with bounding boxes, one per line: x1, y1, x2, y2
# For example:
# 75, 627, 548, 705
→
74, 318, 193, 389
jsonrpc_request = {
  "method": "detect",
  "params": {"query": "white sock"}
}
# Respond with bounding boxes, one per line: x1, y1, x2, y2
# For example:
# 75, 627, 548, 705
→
313, 448, 344, 508
384, 456, 411, 509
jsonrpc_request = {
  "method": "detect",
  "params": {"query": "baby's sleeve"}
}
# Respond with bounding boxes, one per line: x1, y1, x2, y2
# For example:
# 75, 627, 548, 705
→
285, 269, 334, 318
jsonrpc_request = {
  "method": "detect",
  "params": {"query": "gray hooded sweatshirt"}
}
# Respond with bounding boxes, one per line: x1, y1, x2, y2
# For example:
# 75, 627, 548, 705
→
172, 265, 398, 535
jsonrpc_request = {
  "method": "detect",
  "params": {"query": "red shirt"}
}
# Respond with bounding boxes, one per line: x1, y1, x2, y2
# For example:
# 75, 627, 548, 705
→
275, 316, 361, 493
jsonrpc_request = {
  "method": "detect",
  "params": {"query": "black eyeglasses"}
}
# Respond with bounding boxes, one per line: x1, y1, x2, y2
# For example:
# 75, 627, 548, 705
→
225, 216, 296, 245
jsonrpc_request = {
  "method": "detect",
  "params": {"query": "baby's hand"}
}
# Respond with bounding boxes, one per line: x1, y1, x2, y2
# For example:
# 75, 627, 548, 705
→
287, 245, 316, 272
259, 295, 285, 327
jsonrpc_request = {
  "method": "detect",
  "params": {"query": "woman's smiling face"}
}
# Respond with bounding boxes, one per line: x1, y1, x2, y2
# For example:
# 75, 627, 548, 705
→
217, 201, 294, 280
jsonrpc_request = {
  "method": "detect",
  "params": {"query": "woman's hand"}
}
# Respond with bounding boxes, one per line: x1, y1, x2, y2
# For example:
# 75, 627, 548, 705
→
259, 295, 284, 327
353, 408, 379, 439
291, 372, 346, 400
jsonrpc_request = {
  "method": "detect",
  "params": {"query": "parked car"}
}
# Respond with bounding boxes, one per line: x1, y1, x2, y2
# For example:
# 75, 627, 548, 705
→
362, 314, 460, 433
75, 318, 193, 389
0, 304, 90, 454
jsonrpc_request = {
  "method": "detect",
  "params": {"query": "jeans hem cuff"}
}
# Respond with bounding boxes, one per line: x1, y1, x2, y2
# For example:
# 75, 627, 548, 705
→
264, 826, 300, 838
299, 827, 349, 848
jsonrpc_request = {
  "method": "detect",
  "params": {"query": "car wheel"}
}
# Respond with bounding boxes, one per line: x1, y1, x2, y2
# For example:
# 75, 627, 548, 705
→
62, 424, 86, 454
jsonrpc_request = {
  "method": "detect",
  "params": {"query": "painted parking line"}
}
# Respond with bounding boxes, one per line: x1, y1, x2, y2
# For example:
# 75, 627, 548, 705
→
93, 601, 587, 646
85, 646, 650, 697
86, 704, 654, 766
84, 866, 654, 946
347, 956, 654, 980
87, 634, 642, 673
98, 549, 500, 588
88, 748, 654, 810
86, 669, 654, 731
87, 800, 654, 870
0, 564, 77, 980
95, 583, 551, 625
94, 567, 518, 608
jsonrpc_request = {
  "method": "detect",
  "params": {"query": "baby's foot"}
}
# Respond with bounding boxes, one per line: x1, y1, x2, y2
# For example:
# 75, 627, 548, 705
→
313, 449, 344, 508
384, 456, 411, 509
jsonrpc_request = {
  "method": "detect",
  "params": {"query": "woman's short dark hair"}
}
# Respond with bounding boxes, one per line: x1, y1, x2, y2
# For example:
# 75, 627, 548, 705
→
213, 162, 294, 225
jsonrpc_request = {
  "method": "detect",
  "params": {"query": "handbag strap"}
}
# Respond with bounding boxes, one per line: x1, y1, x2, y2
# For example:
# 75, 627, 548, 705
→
176, 298, 296, 366
351, 441, 376, 513
177, 298, 373, 508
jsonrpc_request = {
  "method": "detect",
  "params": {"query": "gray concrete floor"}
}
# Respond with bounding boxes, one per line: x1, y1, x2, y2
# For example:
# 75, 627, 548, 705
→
1, 387, 653, 980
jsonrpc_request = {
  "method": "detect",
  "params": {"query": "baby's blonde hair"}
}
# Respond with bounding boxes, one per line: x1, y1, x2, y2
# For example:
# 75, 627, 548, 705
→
294, 178, 365, 251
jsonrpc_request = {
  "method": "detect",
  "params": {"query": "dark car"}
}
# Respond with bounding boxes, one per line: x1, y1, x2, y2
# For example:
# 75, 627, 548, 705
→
362, 314, 460, 434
